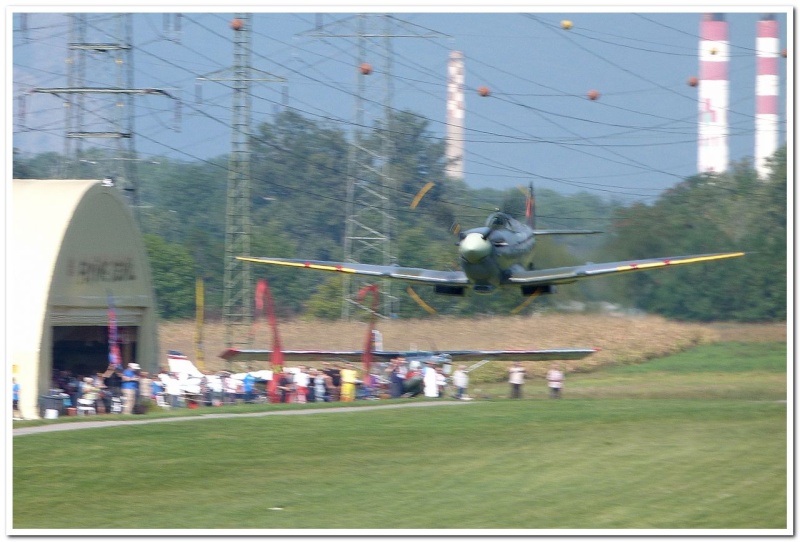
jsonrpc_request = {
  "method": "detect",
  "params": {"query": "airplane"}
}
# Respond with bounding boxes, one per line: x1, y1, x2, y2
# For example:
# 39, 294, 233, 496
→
237, 186, 745, 301
220, 279, 599, 400
221, 280, 598, 367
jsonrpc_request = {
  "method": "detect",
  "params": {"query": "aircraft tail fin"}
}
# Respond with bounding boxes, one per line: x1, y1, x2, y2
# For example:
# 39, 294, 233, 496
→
526, 182, 603, 236
525, 183, 535, 229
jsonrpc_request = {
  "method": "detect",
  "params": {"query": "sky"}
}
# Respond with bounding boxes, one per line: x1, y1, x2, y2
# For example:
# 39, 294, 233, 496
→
8, 4, 792, 205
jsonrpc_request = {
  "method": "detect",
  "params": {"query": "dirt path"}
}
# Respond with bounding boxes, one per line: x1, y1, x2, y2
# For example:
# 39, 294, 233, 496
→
13, 401, 471, 437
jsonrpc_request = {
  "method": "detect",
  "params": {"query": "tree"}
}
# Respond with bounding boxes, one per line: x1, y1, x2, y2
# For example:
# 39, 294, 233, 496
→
142, 234, 196, 319
602, 147, 786, 321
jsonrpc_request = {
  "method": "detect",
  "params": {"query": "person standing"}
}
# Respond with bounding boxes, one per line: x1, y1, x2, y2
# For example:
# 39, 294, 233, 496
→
95, 372, 111, 414
436, 367, 447, 398
243, 372, 256, 403
294, 366, 309, 404
139, 372, 153, 404
508, 361, 525, 399
12, 378, 22, 420
121, 362, 140, 414
105, 367, 123, 400
223, 374, 236, 405
80, 377, 100, 408
167, 373, 183, 408
313, 369, 327, 403
387, 358, 405, 399
278, 369, 293, 404
150, 377, 164, 407
200, 373, 212, 406
340, 363, 358, 402
452, 364, 469, 400
547, 364, 564, 399
209, 373, 223, 406
423, 361, 439, 398
324, 362, 342, 402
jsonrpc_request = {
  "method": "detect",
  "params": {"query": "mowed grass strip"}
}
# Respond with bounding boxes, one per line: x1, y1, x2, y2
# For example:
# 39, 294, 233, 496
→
13, 342, 787, 531
13, 402, 785, 530
561, 342, 787, 401
468, 342, 787, 401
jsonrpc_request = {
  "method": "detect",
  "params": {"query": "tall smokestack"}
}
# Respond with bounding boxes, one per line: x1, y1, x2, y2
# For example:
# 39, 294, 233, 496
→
445, 50, 465, 181
755, 14, 780, 179
698, 13, 729, 174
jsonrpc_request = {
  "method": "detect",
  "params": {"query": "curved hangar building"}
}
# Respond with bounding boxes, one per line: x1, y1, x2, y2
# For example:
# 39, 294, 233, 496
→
11, 179, 159, 419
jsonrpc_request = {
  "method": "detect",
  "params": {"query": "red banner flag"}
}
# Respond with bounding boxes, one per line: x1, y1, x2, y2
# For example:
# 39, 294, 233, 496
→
257, 279, 284, 403
107, 293, 122, 369
356, 284, 380, 388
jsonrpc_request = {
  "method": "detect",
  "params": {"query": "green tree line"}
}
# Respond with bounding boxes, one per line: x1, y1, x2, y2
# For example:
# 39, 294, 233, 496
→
13, 111, 786, 322
602, 149, 787, 321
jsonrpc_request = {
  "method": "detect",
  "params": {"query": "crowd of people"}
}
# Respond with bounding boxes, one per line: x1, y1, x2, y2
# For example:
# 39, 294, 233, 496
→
48, 362, 150, 415
27, 357, 566, 419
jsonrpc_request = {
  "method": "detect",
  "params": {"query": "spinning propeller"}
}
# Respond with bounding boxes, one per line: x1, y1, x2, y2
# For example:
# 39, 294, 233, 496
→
406, 182, 542, 315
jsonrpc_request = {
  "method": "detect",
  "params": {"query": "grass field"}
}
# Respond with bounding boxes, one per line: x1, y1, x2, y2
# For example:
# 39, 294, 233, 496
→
12, 340, 788, 533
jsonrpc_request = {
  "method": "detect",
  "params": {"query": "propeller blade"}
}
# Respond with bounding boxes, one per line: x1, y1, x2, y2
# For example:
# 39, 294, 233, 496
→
510, 289, 543, 315
410, 181, 435, 209
406, 286, 437, 315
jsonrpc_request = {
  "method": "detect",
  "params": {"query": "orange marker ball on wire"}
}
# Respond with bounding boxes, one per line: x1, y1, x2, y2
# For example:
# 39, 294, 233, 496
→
687, 76, 698, 87
231, 18, 244, 31
360, 63, 372, 75
478, 86, 490, 97
587, 89, 600, 101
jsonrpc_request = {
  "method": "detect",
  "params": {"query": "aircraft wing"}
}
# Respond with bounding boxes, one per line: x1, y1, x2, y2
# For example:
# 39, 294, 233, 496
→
533, 229, 603, 236
219, 349, 391, 363
507, 252, 745, 286
220, 348, 597, 363
237, 256, 469, 287
429, 349, 598, 361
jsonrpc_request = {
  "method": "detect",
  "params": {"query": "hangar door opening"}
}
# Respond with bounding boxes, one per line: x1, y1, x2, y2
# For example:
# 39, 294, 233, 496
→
49, 306, 142, 380
51, 325, 139, 378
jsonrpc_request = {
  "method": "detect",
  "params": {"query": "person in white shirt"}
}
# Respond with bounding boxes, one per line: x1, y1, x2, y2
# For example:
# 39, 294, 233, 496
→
452, 365, 469, 400
294, 366, 310, 404
436, 368, 447, 398
547, 364, 564, 399
224, 375, 238, 405
209, 374, 223, 406
166, 373, 183, 408
508, 362, 526, 399
423, 362, 439, 398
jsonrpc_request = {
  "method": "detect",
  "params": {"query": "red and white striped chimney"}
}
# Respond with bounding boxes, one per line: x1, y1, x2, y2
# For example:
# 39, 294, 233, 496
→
698, 13, 729, 175
755, 15, 780, 179
445, 50, 465, 181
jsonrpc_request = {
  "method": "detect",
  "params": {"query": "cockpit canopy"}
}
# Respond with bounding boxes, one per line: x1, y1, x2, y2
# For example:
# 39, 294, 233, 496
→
486, 212, 510, 228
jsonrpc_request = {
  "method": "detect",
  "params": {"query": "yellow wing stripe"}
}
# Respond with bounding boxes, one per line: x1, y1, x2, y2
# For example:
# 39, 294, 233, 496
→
237, 257, 360, 274
614, 252, 745, 273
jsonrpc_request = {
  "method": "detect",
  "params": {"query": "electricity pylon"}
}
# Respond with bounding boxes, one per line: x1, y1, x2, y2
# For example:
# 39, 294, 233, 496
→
304, 14, 446, 320
198, 14, 285, 348
33, 13, 172, 212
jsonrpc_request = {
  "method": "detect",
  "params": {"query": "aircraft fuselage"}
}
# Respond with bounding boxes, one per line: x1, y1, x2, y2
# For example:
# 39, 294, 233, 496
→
458, 212, 535, 293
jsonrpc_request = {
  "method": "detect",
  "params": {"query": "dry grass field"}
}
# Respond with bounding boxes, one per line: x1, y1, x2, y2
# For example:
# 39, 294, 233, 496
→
158, 314, 786, 376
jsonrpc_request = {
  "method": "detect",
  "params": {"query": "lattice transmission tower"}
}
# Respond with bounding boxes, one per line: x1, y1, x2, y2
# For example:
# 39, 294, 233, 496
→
32, 13, 172, 211
305, 14, 445, 320
198, 15, 285, 348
